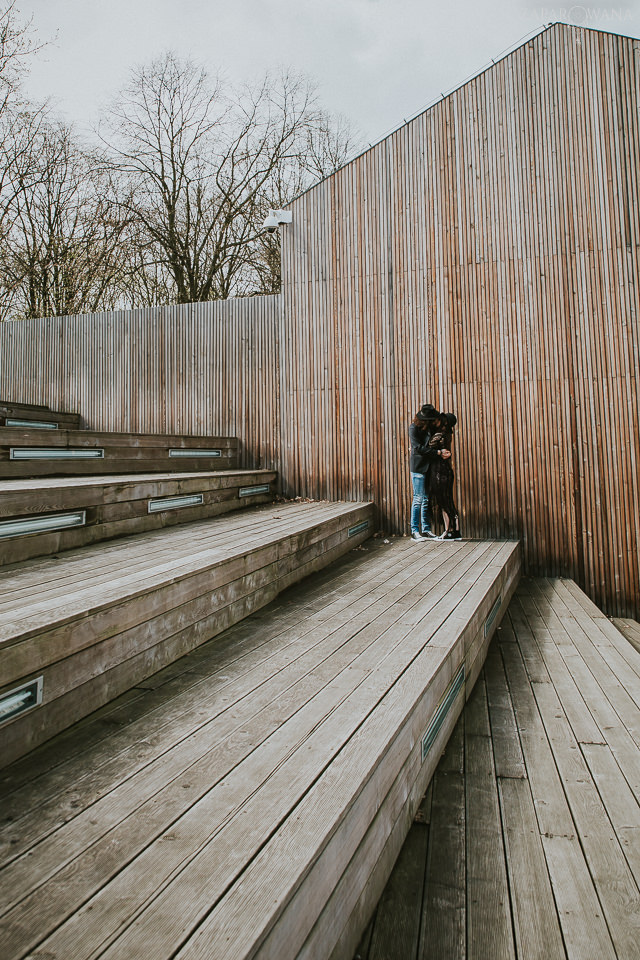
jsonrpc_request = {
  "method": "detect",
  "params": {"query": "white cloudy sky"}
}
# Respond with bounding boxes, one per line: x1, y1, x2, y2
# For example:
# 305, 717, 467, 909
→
20, 0, 640, 148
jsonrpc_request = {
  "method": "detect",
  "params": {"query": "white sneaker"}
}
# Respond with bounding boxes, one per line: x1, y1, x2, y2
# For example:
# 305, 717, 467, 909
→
411, 531, 426, 541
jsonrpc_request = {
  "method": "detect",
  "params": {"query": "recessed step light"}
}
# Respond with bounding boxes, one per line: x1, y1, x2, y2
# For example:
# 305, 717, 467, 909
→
10, 448, 104, 460
5, 418, 59, 429
421, 665, 465, 762
168, 449, 222, 458
348, 520, 370, 537
0, 678, 43, 724
484, 595, 502, 636
238, 484, 271, 497
148, 494, 204, 513
0, 511, 86, 539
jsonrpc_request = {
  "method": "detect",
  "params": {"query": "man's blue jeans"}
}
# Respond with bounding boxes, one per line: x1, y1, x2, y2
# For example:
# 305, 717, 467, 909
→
411, 472, 431, 535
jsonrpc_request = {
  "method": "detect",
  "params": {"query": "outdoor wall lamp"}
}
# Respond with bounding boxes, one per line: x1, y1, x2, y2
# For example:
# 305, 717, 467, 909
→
263, 209, 293, 233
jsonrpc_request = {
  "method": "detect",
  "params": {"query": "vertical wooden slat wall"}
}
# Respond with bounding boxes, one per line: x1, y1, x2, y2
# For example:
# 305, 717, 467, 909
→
279, 23, 640, 618
0, 297, 281, 471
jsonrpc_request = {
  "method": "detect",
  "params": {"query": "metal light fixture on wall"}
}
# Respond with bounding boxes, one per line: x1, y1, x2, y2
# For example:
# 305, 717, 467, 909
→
262, 209, 293, 233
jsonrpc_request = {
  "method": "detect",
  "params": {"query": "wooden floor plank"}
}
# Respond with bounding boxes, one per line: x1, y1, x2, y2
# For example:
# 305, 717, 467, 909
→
500, 639, 618, 960
418, 720, 466, 960
558, 580, 640, 680
1, 501, 375, 765
347, 790, 428, 960
89, 569, 482, 960
613, 618, 640, 655
0, 613, 404, 944
484, 644, 526, 780
579, 741, 640, 886
532, 678, 640, 959
497, 776, 565, 960
0, 538, 517, 960
0, 502, 348, 618
464, 674, 516, 960
524, 580, 640, 779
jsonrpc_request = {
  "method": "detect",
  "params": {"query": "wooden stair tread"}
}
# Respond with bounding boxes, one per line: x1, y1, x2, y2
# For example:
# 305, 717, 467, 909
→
0, 502, 365, 639
0, 469, 274, 493
0, 427, 236, 443
0, 500, 375, 766
0, 470, 277, 568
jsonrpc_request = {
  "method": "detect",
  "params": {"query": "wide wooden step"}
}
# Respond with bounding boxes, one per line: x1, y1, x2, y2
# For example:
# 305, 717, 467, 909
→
0, 535, 520, 960
0, 400, 82, 432
0, 427, 238, 477
0, 499, 373, 766
0, 469, 277, 566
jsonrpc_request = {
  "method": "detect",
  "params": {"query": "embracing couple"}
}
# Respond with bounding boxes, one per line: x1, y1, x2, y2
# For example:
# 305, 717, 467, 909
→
409, 403, 461, 541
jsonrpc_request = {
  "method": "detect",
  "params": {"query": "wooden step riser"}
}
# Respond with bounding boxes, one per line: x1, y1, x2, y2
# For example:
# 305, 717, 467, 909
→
0, 402, 82, 431
0, 505, 374, 767
0, 457, 238, 479
0, 472, 276, 565
0, 429, 238, 478
246, 544, 522, 960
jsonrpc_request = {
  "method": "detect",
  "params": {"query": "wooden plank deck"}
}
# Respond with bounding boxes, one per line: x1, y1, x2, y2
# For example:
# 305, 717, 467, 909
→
0, 500, 373, 765
0, 469, 277, 565
355, 577, 640, 960
0, 536, 520, 960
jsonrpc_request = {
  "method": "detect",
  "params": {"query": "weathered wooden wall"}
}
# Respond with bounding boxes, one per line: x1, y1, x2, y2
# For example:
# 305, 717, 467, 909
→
0, 297, 281, 470
279, 23, 640, 617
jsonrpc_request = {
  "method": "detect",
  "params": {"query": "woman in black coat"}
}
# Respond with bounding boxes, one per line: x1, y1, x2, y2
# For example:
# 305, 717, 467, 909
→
427, 412, 461, 539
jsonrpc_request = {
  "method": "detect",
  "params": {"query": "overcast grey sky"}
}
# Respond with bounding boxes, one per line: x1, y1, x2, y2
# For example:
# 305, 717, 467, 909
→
20, 0, 640, 148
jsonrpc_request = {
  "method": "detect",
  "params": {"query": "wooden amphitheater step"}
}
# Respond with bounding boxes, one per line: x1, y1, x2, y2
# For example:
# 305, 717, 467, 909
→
0, 536, 520, 960
0, 469, 277, 566
0, 499, 374, 767
0, 426, 238, 477
0, 401, 82, 432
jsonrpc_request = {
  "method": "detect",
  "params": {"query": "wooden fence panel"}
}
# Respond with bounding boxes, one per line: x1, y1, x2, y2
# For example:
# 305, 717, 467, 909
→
0, 298, 281, 472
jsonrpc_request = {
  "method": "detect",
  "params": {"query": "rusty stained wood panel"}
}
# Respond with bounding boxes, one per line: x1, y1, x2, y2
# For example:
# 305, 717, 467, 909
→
279, 24, 640, 618
0, 297, 281, 473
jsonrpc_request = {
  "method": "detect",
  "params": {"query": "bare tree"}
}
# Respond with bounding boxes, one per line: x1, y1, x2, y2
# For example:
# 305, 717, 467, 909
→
0, 1, 39, 115
0, 3, 47, 253
0, 116, 130, 319
0, 36, 359, 318
102, 53, 359, 303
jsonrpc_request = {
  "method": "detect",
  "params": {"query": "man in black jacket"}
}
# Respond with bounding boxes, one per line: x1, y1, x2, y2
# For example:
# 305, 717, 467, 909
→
409, 403, 451, 540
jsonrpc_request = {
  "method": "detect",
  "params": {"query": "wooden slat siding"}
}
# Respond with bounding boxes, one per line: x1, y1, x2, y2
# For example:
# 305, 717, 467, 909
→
279, 23, 640, 618
0, 297, 281, 473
